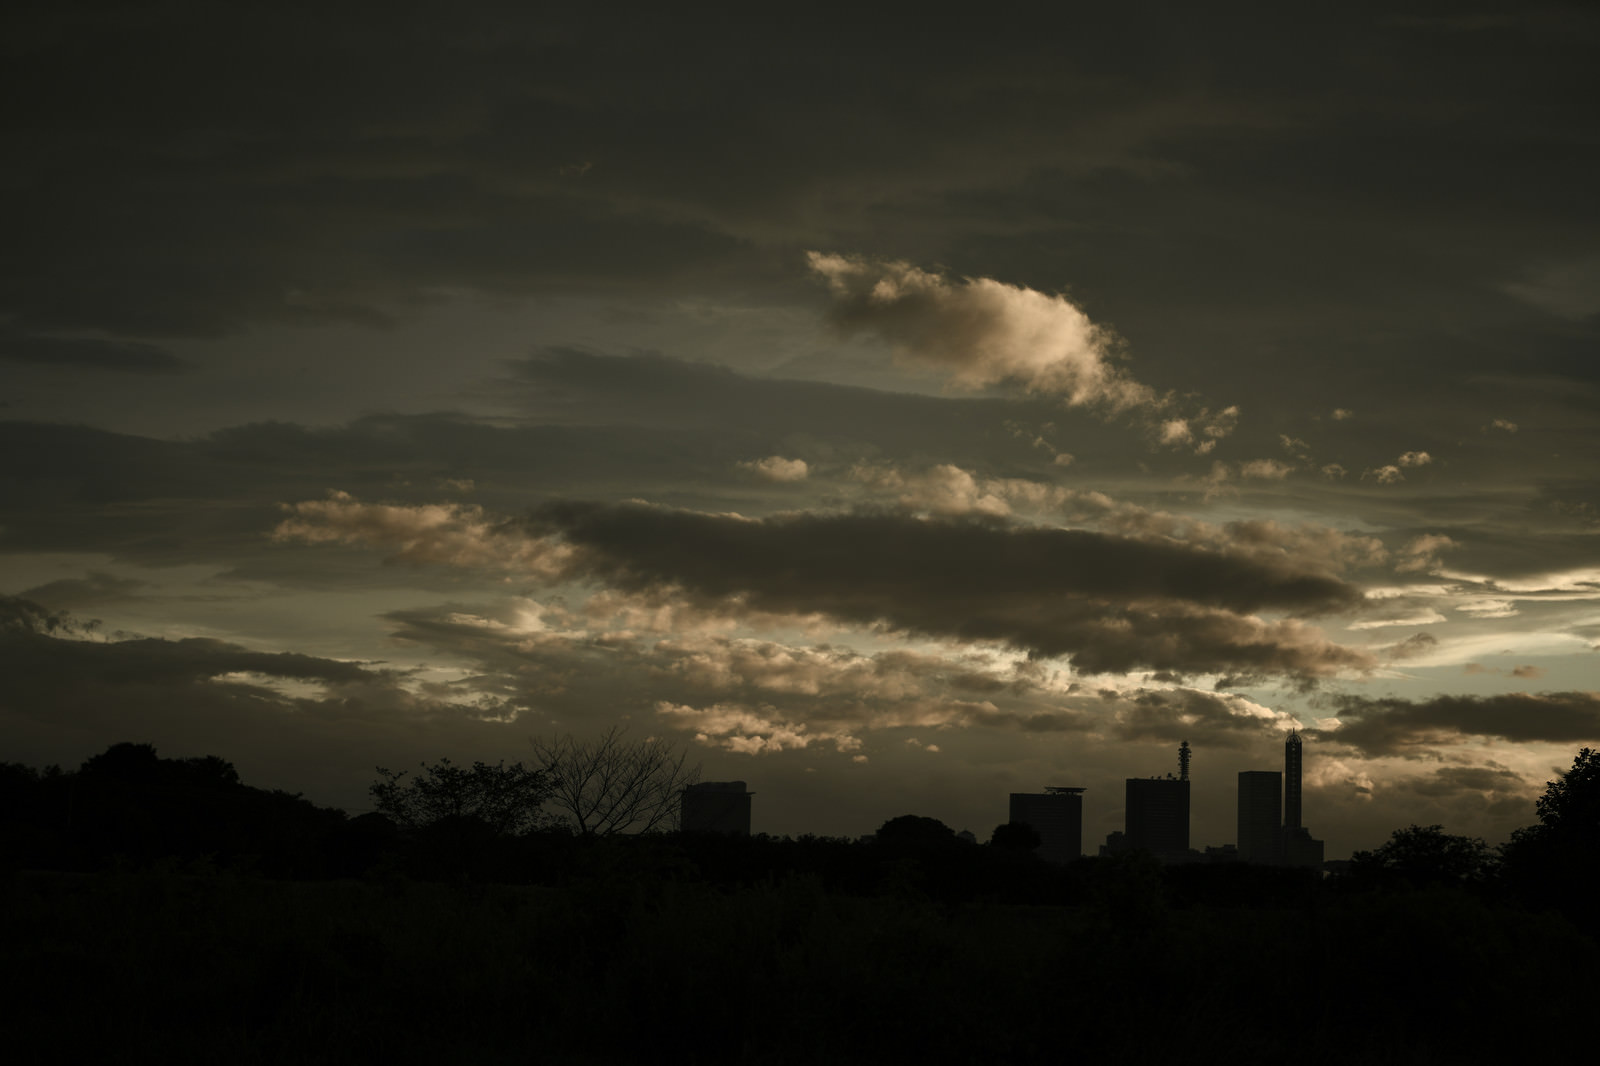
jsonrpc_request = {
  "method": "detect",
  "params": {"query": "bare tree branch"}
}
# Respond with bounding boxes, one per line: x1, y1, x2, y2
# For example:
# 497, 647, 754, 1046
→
531, 727, 701, 836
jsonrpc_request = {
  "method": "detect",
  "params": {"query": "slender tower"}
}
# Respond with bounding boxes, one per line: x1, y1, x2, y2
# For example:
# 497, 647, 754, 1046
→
1178, 740, 1191, 782
1284, 731, 1302, 831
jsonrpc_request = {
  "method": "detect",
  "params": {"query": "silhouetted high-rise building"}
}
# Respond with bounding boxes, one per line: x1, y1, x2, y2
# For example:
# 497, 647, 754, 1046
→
1123, 742, 1192, 861
1125, 778, 1189, 859
680, 781, 752, 835
1285, 731, 1303, 830
1009, 787, 1085, 863
1282, 826, 1324, 868
1238, 734, 1325, 867
1237, 770, 1283, 864
1281, 731, 1324, 868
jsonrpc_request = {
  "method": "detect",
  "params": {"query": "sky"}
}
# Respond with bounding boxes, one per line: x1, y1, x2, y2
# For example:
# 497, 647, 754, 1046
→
4, 2, 1599, 858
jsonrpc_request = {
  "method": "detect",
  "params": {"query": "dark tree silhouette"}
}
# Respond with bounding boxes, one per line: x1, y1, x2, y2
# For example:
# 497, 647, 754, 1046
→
1502, 748, 1600, 921
370, 758, 552, 836
1348, 824, 1493, 886
874, 815, 956, 851
81, 741, 163, 780
989, 821, 1042, 852
531, 727, 698, 836
1533, 747, 1600, 840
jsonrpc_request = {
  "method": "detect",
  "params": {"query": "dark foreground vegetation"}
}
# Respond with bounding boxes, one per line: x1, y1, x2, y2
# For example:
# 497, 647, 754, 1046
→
4, 745, 1598, 1064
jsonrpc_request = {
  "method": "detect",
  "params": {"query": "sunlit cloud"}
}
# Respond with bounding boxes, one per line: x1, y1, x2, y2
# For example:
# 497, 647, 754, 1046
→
808, 252, 1151, 409
737, 455, 810, 482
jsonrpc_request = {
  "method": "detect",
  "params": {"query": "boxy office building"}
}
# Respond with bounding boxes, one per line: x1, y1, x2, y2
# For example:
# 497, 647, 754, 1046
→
1009, 787, 1086, 862
680, 781, 753, 835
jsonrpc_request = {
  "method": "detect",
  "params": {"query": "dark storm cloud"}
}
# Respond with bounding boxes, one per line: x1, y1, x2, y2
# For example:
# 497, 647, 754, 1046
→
500, 348, 1141, 477
0, 346, 1135, 567
1402, 765, 1527, 800
0, 621, 377, 690
0, 327, 188, 373
21, 571, 150, 609
536, 502, 1359, 614
522, 501, 1369, 679
8, 2, 1593, 367
0, 595, 73, 635
1315, 691, 1600, 757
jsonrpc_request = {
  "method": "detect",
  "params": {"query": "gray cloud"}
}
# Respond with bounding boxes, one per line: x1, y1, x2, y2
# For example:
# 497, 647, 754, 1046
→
20, 572, 151, 610
1103, 688, 1295, 749
0, 328, 188, 374
522, 501, 1368, 679
1315, 691, 1600, 757
1402, 765, 1527, 799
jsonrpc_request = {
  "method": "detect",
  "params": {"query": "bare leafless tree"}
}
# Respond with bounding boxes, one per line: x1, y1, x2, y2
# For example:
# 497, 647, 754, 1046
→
531, 726, 701, 836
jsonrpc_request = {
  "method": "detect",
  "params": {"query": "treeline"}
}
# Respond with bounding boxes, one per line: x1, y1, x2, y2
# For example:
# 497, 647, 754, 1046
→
5, 742, 1600, 925
1, 742, 1316, 907
4, 743, 1599, 1063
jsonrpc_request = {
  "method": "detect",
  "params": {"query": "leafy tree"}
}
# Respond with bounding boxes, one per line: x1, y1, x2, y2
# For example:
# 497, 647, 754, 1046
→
81, 741, 162, 780
79, 743, 242, 793
989, 821, 1042, 852
531, 727, 698, 837
1501, 748, 1600, 920
370, 758, 552, 836
1533, 746, 1600, 841
1348, 824, 1494, 886
875, 815, 957, 852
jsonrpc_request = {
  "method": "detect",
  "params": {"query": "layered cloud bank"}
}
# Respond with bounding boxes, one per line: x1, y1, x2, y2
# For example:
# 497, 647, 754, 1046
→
1316, 691, 1600, 757
276, 493, 1370, 682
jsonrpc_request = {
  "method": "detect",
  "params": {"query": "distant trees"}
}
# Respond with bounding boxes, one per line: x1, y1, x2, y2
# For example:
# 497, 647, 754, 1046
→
370, 758, 553, 836
0, 742, 348, 875
989, 821, 1042, 853
83, 742, 241, 789
530, 727, 699, 837
1348, 824, 1494, 886
875, 815, 957, 852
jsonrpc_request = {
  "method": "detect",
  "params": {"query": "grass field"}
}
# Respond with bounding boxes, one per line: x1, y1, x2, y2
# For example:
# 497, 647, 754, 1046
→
5, 864, 1592, 1064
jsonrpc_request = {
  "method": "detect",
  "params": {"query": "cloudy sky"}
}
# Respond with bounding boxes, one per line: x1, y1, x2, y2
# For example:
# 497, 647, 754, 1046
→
4, 2, 1598, 857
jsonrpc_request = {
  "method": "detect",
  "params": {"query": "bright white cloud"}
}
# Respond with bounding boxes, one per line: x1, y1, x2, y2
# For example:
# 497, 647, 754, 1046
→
738, 455, 809, 482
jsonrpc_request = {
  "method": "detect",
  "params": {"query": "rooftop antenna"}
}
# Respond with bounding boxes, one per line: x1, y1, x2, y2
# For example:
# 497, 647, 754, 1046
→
1178, 740, 1191, 782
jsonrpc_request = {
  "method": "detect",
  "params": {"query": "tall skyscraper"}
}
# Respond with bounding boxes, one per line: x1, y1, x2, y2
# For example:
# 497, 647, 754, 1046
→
1122, 742, 1192, 861
1125, 778, 1190, 859
1281, 731, 1324, 868
1285, 731, 1303, 830
680, 781, 752, 835
1009, 787, 1085, 863
1237, 770, 1283, 864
